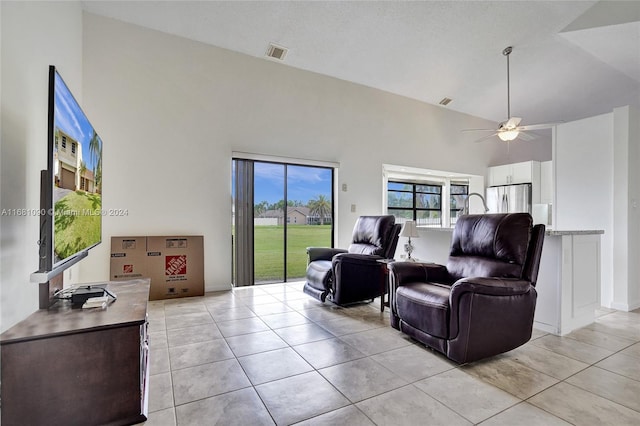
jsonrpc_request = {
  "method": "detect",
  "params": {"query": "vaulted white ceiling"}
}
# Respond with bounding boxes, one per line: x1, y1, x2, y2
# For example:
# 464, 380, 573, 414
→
82, 1, 640, 128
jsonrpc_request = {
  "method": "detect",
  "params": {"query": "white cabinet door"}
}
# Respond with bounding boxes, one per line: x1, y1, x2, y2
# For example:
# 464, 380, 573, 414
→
488, 161, 539, 186
488, 164, 512, 186
510, 161, 534, 184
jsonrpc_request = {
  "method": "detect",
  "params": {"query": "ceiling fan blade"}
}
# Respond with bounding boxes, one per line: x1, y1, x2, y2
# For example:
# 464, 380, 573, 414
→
517, 121, 564, 131
517, 131, 537, 141
473, 132, 499, 143
505, 117, 522, 128
461, 128, 498, 133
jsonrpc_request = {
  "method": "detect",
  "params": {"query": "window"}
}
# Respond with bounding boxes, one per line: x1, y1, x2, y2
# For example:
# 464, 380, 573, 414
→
450, 183, 469, 225
387, 181, 442, 226
61, 136, 67, 150
71, 142, 76, 155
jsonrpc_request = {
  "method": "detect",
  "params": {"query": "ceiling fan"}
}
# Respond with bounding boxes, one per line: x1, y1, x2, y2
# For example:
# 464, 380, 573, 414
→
463, 46, 562, 143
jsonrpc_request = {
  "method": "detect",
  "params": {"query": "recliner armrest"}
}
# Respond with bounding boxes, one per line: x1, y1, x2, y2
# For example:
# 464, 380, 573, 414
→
307, 247, 348, 262
332, 253, 384, 265
388, 262, 449, 287
450, 277, 533, 299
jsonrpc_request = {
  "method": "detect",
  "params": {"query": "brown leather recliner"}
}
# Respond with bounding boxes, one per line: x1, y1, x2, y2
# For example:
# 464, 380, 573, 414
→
304, 215, 401, 305
388, 213, 545, 364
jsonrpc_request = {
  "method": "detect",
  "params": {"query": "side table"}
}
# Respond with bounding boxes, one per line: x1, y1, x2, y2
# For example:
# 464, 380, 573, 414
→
376, 258, 395, 312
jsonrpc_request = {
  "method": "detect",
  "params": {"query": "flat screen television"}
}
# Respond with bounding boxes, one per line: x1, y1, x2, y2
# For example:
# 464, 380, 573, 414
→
39, 66, 103, 272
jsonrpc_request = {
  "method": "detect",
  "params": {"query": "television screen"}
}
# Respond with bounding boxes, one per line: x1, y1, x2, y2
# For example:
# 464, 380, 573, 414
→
45, 66, 103, 270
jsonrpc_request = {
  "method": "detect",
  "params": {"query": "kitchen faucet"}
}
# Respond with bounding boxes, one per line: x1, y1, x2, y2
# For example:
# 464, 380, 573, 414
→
460, 192, 489, 216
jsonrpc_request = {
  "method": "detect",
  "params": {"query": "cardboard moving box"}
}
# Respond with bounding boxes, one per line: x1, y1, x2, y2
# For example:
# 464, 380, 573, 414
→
110, 237, 147, 281
110, 236, 204, 301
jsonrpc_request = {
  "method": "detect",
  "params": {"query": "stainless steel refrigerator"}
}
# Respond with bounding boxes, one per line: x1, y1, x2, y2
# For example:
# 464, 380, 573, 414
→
486, 184, 531, 214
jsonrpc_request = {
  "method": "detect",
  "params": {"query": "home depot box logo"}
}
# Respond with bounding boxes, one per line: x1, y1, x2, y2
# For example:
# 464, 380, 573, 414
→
123, 264, 134, 273
166, 255, 187, 276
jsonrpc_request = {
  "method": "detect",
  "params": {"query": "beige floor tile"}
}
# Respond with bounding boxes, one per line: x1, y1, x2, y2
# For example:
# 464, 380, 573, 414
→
164, 302, 207, 317
148, 372, 174, 413
298, 305, 350, 322
502, 343, 589, 379
274, 323, 335, 346
239, 294, 282, 306
414, 369, 520, 424
479, 402, 572, 425
284, 297, 327, 311
249, 301, 295, 316
316, 315, 382, 336
171, 359, 251, 405
166, 323, 223, 347
293, 405, 374, 426
238, 347, 313, 385
596, 352, 640, 381
216, 317, 270, 337
337, 327, 412, 356
462, 355, 558, 399
292, 337, 366, 369
564, 327, 636, 351
566, 366, 640, 412
255, 371, 350, 425
356, 384, 472, 426
168, 339, 234, 370
259, 311, 311, 329
529, 334, 614, 364
370, 344, 455, 382
586, 319, 640, 341
225, 330, 288, 357
319, 357, 407, 402
620, 342, 640, 359
175, 388, 274, 426
144, 407, 176, 426
150, 346, 171, 375
528, 382, 640, 425
208, 306, 256, 322
165, 311, 213, 330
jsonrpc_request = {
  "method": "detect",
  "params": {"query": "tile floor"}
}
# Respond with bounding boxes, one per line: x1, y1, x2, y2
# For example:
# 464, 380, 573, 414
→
142, 282, 640, 425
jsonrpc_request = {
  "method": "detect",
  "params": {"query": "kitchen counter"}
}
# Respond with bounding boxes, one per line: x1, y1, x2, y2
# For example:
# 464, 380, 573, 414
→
418, 227, 604, 236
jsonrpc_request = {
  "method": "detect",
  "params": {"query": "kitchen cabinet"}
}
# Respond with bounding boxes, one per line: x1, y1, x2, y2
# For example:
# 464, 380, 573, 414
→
487, 161, 540, 186
540, 160, 553, 204
534, 232, 602, 335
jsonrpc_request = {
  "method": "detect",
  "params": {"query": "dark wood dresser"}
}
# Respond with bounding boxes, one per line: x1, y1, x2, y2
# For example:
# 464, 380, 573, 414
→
0, 279, 150, 426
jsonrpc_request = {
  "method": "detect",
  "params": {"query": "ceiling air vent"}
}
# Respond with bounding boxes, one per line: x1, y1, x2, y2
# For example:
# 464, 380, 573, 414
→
439, 97, 453, 106
266, 43, 288, 61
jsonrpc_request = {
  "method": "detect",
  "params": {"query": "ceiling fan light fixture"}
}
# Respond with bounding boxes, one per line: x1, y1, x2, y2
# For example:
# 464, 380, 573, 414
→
498, 130, 519, 141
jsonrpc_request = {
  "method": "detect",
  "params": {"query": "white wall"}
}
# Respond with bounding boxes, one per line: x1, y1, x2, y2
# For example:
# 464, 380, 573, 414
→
630, 106, 640, 308
0, 1, 83, 332
78, 13, 551, 292
554, 107, 640, 311
554, 113, 614, 307
612, 106, 640, 310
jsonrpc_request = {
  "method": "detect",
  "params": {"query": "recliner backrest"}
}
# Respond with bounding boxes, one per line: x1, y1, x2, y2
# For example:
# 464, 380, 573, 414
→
348, 215, 397, 256
447, 213, 533, 281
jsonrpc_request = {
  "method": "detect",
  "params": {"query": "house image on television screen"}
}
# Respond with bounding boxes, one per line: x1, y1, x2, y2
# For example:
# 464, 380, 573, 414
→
54, 129, 97, 193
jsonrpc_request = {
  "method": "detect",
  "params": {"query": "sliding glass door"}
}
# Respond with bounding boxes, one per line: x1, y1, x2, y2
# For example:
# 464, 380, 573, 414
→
233, 159, 333, 286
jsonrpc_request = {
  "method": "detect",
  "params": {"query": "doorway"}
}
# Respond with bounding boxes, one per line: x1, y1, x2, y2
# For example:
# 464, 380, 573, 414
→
232, 158, 334, 286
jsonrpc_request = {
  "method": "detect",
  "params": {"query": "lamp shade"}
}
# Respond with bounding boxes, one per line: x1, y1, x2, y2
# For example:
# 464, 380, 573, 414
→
400, 220, 419, 238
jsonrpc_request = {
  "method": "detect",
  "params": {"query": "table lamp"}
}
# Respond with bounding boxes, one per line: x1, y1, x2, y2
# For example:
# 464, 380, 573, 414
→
400, 220, 419, 261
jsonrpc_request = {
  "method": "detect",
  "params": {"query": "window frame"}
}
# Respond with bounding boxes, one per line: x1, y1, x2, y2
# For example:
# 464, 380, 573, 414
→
387, 180, 443, 227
